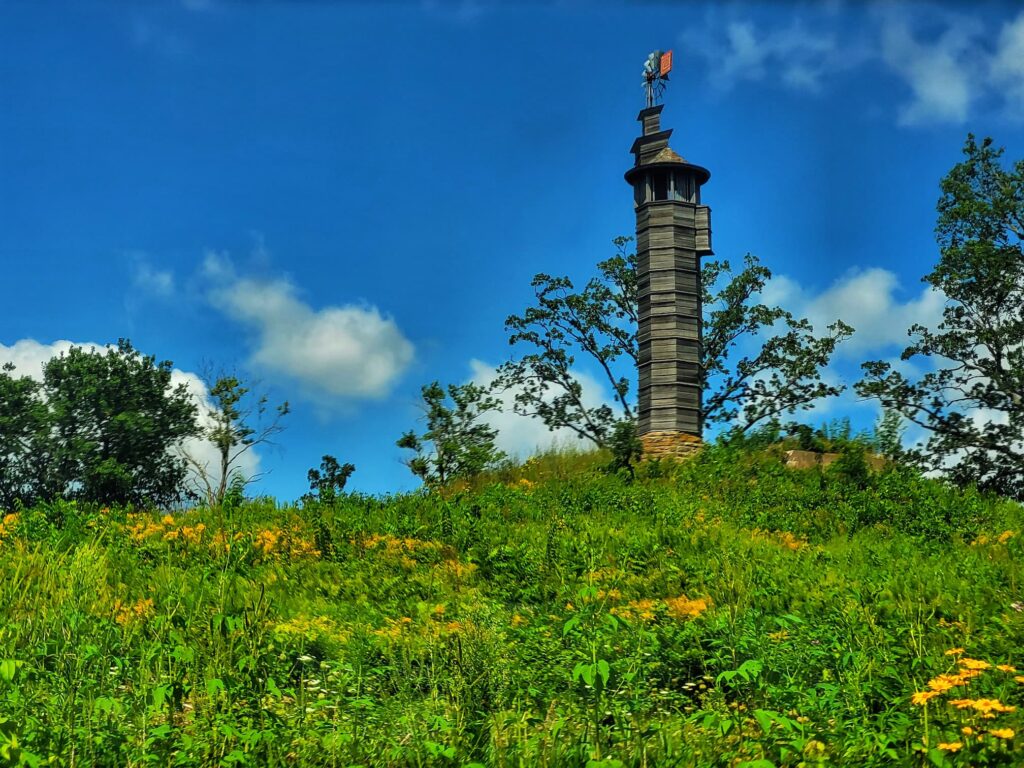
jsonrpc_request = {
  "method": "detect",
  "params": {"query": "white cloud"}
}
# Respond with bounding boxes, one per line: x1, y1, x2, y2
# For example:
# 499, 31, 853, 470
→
204, 253, 414, 400
878, 11, 981, 126
701, 18, 849, 93
0, 339, 257, 495
762, 267, 946, 357
467, 359, 613, 458
992, 13, 1024, 119
690, 6, 1024, 125
131, 258, 175, 297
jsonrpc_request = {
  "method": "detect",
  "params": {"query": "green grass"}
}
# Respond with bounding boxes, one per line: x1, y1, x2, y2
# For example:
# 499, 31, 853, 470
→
1, 442, 1023, 766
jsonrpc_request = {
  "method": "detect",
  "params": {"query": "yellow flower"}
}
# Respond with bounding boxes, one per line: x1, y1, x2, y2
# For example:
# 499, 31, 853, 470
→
997, 664, 1017, 673
1015, 675, 1024, 684
945, 647, 965, 656
990, 728, 1014, 739
959, 658, 991, 671
962, 726, 974, 736
911, 691, 940, 705
161, 514, 175, 526
947, 698, 1016, 714
937, 742, 962, 752
998, 530, 1015, 544
664, 595, 710, 620
511, 613, 526, 627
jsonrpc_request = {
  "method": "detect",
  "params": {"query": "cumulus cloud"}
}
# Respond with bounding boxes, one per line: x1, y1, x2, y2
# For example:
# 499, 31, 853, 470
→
762, 267, 946, 357
467, 359, 613, 458
690, 5, 1024, 125
0, 338, 258, 494
204, 253, 414, 400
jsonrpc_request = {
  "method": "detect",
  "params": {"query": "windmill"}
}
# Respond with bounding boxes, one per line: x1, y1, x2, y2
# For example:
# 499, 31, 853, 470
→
642, 49, 673, 108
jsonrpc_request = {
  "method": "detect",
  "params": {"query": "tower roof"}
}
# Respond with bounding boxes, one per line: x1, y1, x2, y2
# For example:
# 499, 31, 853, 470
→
650, 146, 686, 164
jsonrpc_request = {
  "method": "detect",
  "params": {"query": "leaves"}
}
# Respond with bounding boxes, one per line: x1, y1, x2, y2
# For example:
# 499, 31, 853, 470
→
41, 339, 200, 507
857, 135, 1024, 499
499, 239, 850, 446
397, 381, 506, 487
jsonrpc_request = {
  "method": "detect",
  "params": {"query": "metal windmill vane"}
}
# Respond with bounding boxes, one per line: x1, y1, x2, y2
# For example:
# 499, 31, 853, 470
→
642, 49, 673, 107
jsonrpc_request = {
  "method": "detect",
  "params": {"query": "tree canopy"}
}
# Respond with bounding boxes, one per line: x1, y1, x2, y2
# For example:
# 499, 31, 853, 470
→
858, 135, 1024, 499
42, 339, 199, 507
498, 238, 852, 447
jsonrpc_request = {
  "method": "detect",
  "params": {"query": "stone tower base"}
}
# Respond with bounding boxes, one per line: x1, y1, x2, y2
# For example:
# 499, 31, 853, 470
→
640, 430, 703, 461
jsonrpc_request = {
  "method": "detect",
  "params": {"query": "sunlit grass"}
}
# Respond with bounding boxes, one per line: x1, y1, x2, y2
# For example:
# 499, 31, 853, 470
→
0, 443, 1022, 765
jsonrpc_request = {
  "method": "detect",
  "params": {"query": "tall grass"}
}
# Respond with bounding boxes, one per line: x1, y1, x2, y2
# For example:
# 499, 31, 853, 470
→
0, 443, 1022, 766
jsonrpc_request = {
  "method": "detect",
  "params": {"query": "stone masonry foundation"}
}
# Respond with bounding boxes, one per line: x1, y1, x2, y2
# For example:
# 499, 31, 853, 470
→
640, 430, 703, 461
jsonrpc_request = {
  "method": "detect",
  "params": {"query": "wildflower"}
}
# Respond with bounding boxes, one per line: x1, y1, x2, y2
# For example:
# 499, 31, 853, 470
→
947, 698, 1016, 714
664, 595, 710, 620
990, 728, 1014, 739
928, 674, 964, 693
959, 658, 991, 671
1015, 676, 1024, 684
511, 613, 526, 627
945, 648, 965, 656
911, 691, 940, 705
962, 726, 974, 736
998, 530, 1015, 544
937, 742, 962, 752
997, 664, 1017, 673
162, 514, 175, 526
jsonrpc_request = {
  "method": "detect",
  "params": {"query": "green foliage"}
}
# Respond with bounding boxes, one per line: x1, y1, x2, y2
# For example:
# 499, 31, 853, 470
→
498, 238, 852, 447
858, 135, 1024, 500
306, 454, 355, 503
0, 364, 50, 508
605, 419, 643, 479
42, 339, 199, 507
0, 443, 1021, 765
188, 375, 289, 506
497, 236, 637, 446
397, 381, 506, 487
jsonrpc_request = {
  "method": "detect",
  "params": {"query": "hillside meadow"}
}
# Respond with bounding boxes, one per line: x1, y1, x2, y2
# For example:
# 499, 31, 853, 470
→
1, 441, 1023, 767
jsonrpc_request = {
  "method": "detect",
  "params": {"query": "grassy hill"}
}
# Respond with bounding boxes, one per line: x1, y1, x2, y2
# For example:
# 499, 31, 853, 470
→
1, 441, 1022, 766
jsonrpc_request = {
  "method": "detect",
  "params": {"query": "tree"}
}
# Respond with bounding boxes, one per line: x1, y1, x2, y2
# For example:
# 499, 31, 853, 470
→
185, 374, 289, 506
397, 381, 506, 487
857, 135, 1024, 499
306, 455, 356, 503
42, 339, 199, 507
498, 237, 852, 447
0, 364, 51, 508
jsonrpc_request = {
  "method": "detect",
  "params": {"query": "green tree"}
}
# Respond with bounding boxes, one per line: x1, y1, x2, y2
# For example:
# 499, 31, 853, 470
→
858, 135, 1024, 499
42, 339, 199, 507
306, 455, 356, 503
185, 374, 289, 506
0, 364, 52, 508
498, 238, 852, 447
397, 381, 506, 487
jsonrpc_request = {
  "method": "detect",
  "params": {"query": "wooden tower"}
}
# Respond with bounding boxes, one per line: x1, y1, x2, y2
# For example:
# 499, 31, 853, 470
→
624, 104, 712, 458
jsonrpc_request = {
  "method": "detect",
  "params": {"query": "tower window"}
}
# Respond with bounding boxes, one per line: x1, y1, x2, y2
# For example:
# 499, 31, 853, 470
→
673, 172, 694, 202
652, 173, 668, 201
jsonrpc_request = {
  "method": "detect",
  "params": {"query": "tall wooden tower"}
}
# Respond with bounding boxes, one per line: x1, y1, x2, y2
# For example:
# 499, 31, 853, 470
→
625, 95, 712, 459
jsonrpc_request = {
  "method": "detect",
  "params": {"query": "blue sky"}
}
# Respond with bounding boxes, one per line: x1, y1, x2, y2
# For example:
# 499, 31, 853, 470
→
2, 0, 1023, 499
